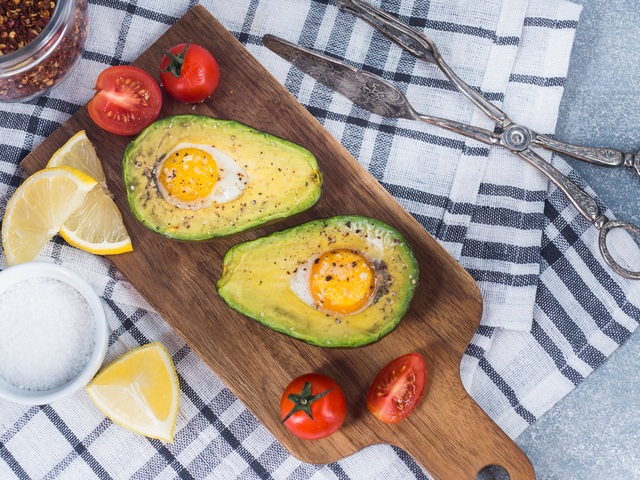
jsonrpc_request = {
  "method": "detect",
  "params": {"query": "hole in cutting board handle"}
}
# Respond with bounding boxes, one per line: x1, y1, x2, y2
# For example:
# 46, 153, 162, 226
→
477, 465, 510, 480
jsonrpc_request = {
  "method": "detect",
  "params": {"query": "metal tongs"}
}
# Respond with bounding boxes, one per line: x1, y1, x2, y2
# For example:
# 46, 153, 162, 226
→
262, 0, 640, 279
336, 0, 640, 176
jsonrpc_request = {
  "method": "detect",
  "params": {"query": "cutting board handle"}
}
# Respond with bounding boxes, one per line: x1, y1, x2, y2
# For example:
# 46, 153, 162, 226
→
402, 437, 536, 479
399, 386, 536, 480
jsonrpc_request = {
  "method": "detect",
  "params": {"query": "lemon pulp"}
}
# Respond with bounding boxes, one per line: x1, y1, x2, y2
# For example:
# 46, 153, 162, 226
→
46, 130, 132, 255
2, 166, 97, 265
86, 343, 180, 443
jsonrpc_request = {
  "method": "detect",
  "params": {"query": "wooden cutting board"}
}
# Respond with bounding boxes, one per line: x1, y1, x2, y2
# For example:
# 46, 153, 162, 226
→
21, 5, 535, 479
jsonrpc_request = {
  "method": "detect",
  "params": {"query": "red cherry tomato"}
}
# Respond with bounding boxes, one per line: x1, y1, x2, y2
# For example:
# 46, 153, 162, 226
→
280, 373, 346, 440
367, 353, 426, 423
159, 42, 220, 103
87, 66, 162, 136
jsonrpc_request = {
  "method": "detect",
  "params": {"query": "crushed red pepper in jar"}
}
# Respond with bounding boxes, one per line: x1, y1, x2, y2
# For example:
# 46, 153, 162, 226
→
0, 0, 88, 102
0, 1, 57, 55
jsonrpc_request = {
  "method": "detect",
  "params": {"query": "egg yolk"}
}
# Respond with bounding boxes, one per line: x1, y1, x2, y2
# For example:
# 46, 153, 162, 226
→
159, 147, 218, 201
310, 249, 376, 315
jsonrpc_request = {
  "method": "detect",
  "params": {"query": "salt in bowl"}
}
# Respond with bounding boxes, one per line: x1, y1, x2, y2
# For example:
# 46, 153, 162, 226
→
0, 262, 108, 405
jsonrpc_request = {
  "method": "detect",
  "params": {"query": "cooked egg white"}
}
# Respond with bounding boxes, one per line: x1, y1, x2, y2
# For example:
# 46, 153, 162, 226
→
154, 143, 247, 210
289, 249, 380, 316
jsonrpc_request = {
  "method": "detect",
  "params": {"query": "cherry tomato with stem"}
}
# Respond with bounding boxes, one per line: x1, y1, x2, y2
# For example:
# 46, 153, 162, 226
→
88, 65, 162, 136
159, 42, 220, 103
280, 373, 346, 440
367, 353, 427, 423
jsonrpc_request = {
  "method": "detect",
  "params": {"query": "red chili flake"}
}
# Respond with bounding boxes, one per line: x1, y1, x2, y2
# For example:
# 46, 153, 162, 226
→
0, 1, 56, 55
0, 0, 89, 101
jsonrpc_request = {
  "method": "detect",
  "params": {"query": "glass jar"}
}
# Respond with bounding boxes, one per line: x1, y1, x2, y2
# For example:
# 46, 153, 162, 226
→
0, 0, 89, 103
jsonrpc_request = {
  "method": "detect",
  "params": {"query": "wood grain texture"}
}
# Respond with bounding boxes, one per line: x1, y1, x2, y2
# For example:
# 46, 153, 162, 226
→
20, 5, 535, 479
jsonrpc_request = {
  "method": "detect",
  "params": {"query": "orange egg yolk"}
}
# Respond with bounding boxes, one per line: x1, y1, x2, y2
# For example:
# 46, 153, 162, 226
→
310, 249, 376, 315
159, 147, 218, 201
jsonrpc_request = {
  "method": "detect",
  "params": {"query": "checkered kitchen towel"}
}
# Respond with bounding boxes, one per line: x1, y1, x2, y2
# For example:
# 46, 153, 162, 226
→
2, 0, 640, 479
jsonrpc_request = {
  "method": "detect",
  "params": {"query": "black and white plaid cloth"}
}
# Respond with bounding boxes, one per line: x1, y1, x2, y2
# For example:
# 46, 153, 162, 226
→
2, 0, 640, 478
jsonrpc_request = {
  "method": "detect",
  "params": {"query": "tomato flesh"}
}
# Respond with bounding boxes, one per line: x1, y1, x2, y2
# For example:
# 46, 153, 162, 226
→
159, 43, 219, 103
367, 353, 426, 423
280, 373, 346, 440
88, 66, 162, 136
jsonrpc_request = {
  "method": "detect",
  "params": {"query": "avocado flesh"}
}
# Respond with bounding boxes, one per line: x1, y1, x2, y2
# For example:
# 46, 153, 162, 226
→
217, 215, 419, 347
123, 115, 322, 240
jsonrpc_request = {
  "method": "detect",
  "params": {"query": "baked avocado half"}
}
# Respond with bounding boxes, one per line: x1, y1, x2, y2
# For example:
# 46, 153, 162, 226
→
217, 215, 419, 347
122, 115, 322, 240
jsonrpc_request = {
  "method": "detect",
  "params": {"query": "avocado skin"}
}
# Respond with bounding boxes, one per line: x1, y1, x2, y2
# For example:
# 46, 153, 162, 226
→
217, 215, 419, 348
122, 115, 323, 240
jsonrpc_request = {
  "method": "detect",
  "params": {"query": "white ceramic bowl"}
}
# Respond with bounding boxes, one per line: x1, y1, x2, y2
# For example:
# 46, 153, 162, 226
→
0, 262, 108, 405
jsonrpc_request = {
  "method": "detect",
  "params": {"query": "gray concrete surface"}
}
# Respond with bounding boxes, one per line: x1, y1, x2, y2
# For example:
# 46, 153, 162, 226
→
513, 1, 640, 479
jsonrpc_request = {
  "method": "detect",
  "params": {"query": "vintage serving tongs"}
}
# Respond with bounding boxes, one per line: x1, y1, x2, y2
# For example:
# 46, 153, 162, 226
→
262, 34, 640, 279
334, 0, 640, 178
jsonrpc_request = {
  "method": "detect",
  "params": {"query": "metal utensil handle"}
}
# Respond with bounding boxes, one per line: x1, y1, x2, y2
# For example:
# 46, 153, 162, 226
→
532, 133, 626, 168
417, 114, 500, 146
335, 0, 510, 126
435, 59, 510, 126
516, 149, 640, 279
516, 149, 602, 222
338, 0, 640, 179
335, 0, 437, 62
598, 221, 640, 280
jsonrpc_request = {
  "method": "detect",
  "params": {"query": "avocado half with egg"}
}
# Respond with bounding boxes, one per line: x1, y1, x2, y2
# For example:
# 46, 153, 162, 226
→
122, 115, 323, 240
217, 215, 419, 347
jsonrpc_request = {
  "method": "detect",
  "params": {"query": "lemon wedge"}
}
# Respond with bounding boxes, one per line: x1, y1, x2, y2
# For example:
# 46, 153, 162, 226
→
86, 343, 180, 442
2, 167, 97, 266
46, 131, 132, 255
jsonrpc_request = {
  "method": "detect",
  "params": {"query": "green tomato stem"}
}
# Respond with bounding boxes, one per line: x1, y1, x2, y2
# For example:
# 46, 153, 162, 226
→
282, 381, 333, 423
160, 41, 191, 78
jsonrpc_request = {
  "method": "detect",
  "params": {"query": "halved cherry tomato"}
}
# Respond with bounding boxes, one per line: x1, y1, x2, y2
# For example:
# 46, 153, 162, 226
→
367, 353, 426, 423
88, 66, 162, 136
280, 373, 346, 440
159, 42, 220, 103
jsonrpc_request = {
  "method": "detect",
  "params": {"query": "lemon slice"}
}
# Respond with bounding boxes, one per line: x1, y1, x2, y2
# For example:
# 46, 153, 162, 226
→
47, 131, 107, 184
86, 343, 180, 442
46, 131, 132, 255
2, 167, 98, 266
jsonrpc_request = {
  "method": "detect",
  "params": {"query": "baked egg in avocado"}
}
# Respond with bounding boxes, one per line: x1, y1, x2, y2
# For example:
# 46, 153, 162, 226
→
216, 215, 419, 347
122, 115, 322, 240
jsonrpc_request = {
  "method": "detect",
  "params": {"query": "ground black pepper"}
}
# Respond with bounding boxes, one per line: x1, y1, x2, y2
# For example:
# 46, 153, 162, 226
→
0, 0, 88, 101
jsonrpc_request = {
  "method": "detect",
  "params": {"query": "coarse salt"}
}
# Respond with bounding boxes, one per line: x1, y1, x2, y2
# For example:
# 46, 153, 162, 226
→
0, 277, 96, 391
